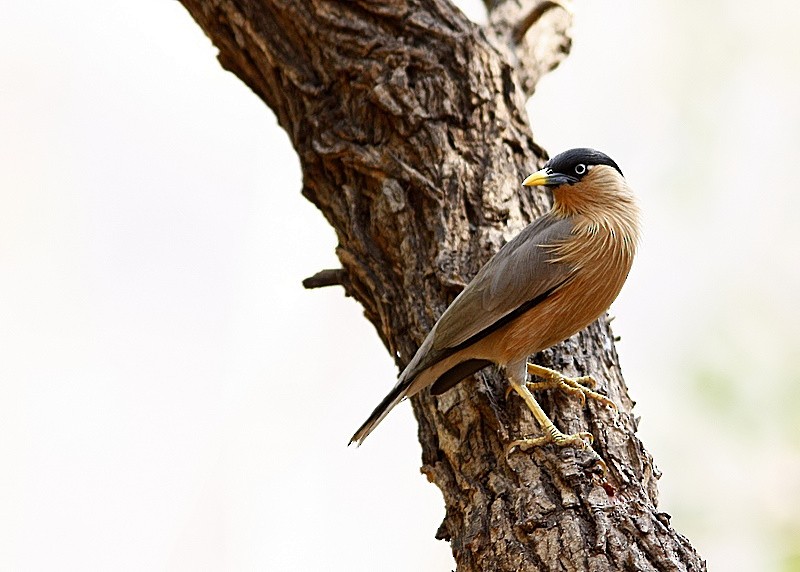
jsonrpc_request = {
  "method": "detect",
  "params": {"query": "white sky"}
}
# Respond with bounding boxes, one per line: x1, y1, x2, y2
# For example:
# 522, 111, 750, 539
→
1, 1, 799, 570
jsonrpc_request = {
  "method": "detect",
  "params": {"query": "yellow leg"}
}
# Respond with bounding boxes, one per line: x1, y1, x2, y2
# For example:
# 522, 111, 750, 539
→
505, 374, 594, 456
525, 363, 617, 411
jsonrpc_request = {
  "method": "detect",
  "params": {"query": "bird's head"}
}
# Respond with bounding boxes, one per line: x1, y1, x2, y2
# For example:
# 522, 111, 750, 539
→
522, 148, 632, 217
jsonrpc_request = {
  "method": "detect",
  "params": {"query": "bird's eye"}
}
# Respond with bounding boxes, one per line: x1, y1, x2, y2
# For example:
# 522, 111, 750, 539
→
574, 164, 587, 175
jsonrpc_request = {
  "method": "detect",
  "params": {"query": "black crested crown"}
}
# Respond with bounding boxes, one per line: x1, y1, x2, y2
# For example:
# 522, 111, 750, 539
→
545, 148, 623, 177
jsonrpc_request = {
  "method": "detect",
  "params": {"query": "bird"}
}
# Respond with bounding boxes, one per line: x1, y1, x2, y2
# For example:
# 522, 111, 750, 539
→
350, 148, 640, 453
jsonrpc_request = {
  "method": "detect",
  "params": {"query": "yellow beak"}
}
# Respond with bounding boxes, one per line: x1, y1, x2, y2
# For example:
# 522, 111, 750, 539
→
522, 168, 552, 187
522, 168, 576, 187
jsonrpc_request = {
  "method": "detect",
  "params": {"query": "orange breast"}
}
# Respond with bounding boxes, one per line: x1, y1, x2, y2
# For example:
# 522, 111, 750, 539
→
483, 223, 635, 365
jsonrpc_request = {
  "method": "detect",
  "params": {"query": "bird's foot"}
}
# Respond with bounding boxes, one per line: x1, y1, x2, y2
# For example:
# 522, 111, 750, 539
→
523, 363, 617, 410
506, 425, 608, 473
506, 425, 594, 456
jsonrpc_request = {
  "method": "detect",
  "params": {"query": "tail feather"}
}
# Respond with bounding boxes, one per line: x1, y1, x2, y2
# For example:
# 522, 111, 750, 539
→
349, 379, 410, 446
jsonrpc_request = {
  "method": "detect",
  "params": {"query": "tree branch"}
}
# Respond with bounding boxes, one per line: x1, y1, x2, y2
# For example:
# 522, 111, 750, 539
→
302, 268, 347, 290
511, 1, 570, 44
176, 1, 706, 570
486, 0, 573, 98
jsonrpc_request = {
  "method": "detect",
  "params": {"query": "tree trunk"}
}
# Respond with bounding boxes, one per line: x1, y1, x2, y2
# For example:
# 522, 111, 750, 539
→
176, 1, 706, 570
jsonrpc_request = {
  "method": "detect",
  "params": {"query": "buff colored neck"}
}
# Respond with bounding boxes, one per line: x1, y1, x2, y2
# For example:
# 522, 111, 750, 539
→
551, 165, 641, 257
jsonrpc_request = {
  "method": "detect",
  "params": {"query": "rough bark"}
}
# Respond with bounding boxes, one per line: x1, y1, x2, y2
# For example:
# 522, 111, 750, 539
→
176, 1, 706, 570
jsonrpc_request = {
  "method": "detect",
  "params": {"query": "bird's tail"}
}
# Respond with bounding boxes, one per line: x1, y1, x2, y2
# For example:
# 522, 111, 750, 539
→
349, 378, 410, 446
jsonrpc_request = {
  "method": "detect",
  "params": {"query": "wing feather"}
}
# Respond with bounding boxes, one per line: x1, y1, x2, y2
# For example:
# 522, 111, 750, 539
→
432, 214, 575, 352
350, 214, 577, 444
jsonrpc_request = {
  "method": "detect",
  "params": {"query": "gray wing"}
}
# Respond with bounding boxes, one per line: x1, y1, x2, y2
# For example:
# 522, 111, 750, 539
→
431, 214, 575, 354
349, 214, 576, 445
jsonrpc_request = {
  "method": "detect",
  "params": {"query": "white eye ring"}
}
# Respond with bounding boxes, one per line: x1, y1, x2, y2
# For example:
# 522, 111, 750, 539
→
574, 164, 587, 175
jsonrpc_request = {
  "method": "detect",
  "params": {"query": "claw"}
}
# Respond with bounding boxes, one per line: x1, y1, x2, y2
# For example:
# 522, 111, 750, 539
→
506, 429, 594, 457
523, 363, 617, 411
503, 362, 618, 466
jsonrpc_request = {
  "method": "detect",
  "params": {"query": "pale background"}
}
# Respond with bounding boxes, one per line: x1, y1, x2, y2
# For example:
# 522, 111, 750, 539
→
1, 1, 799, 570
